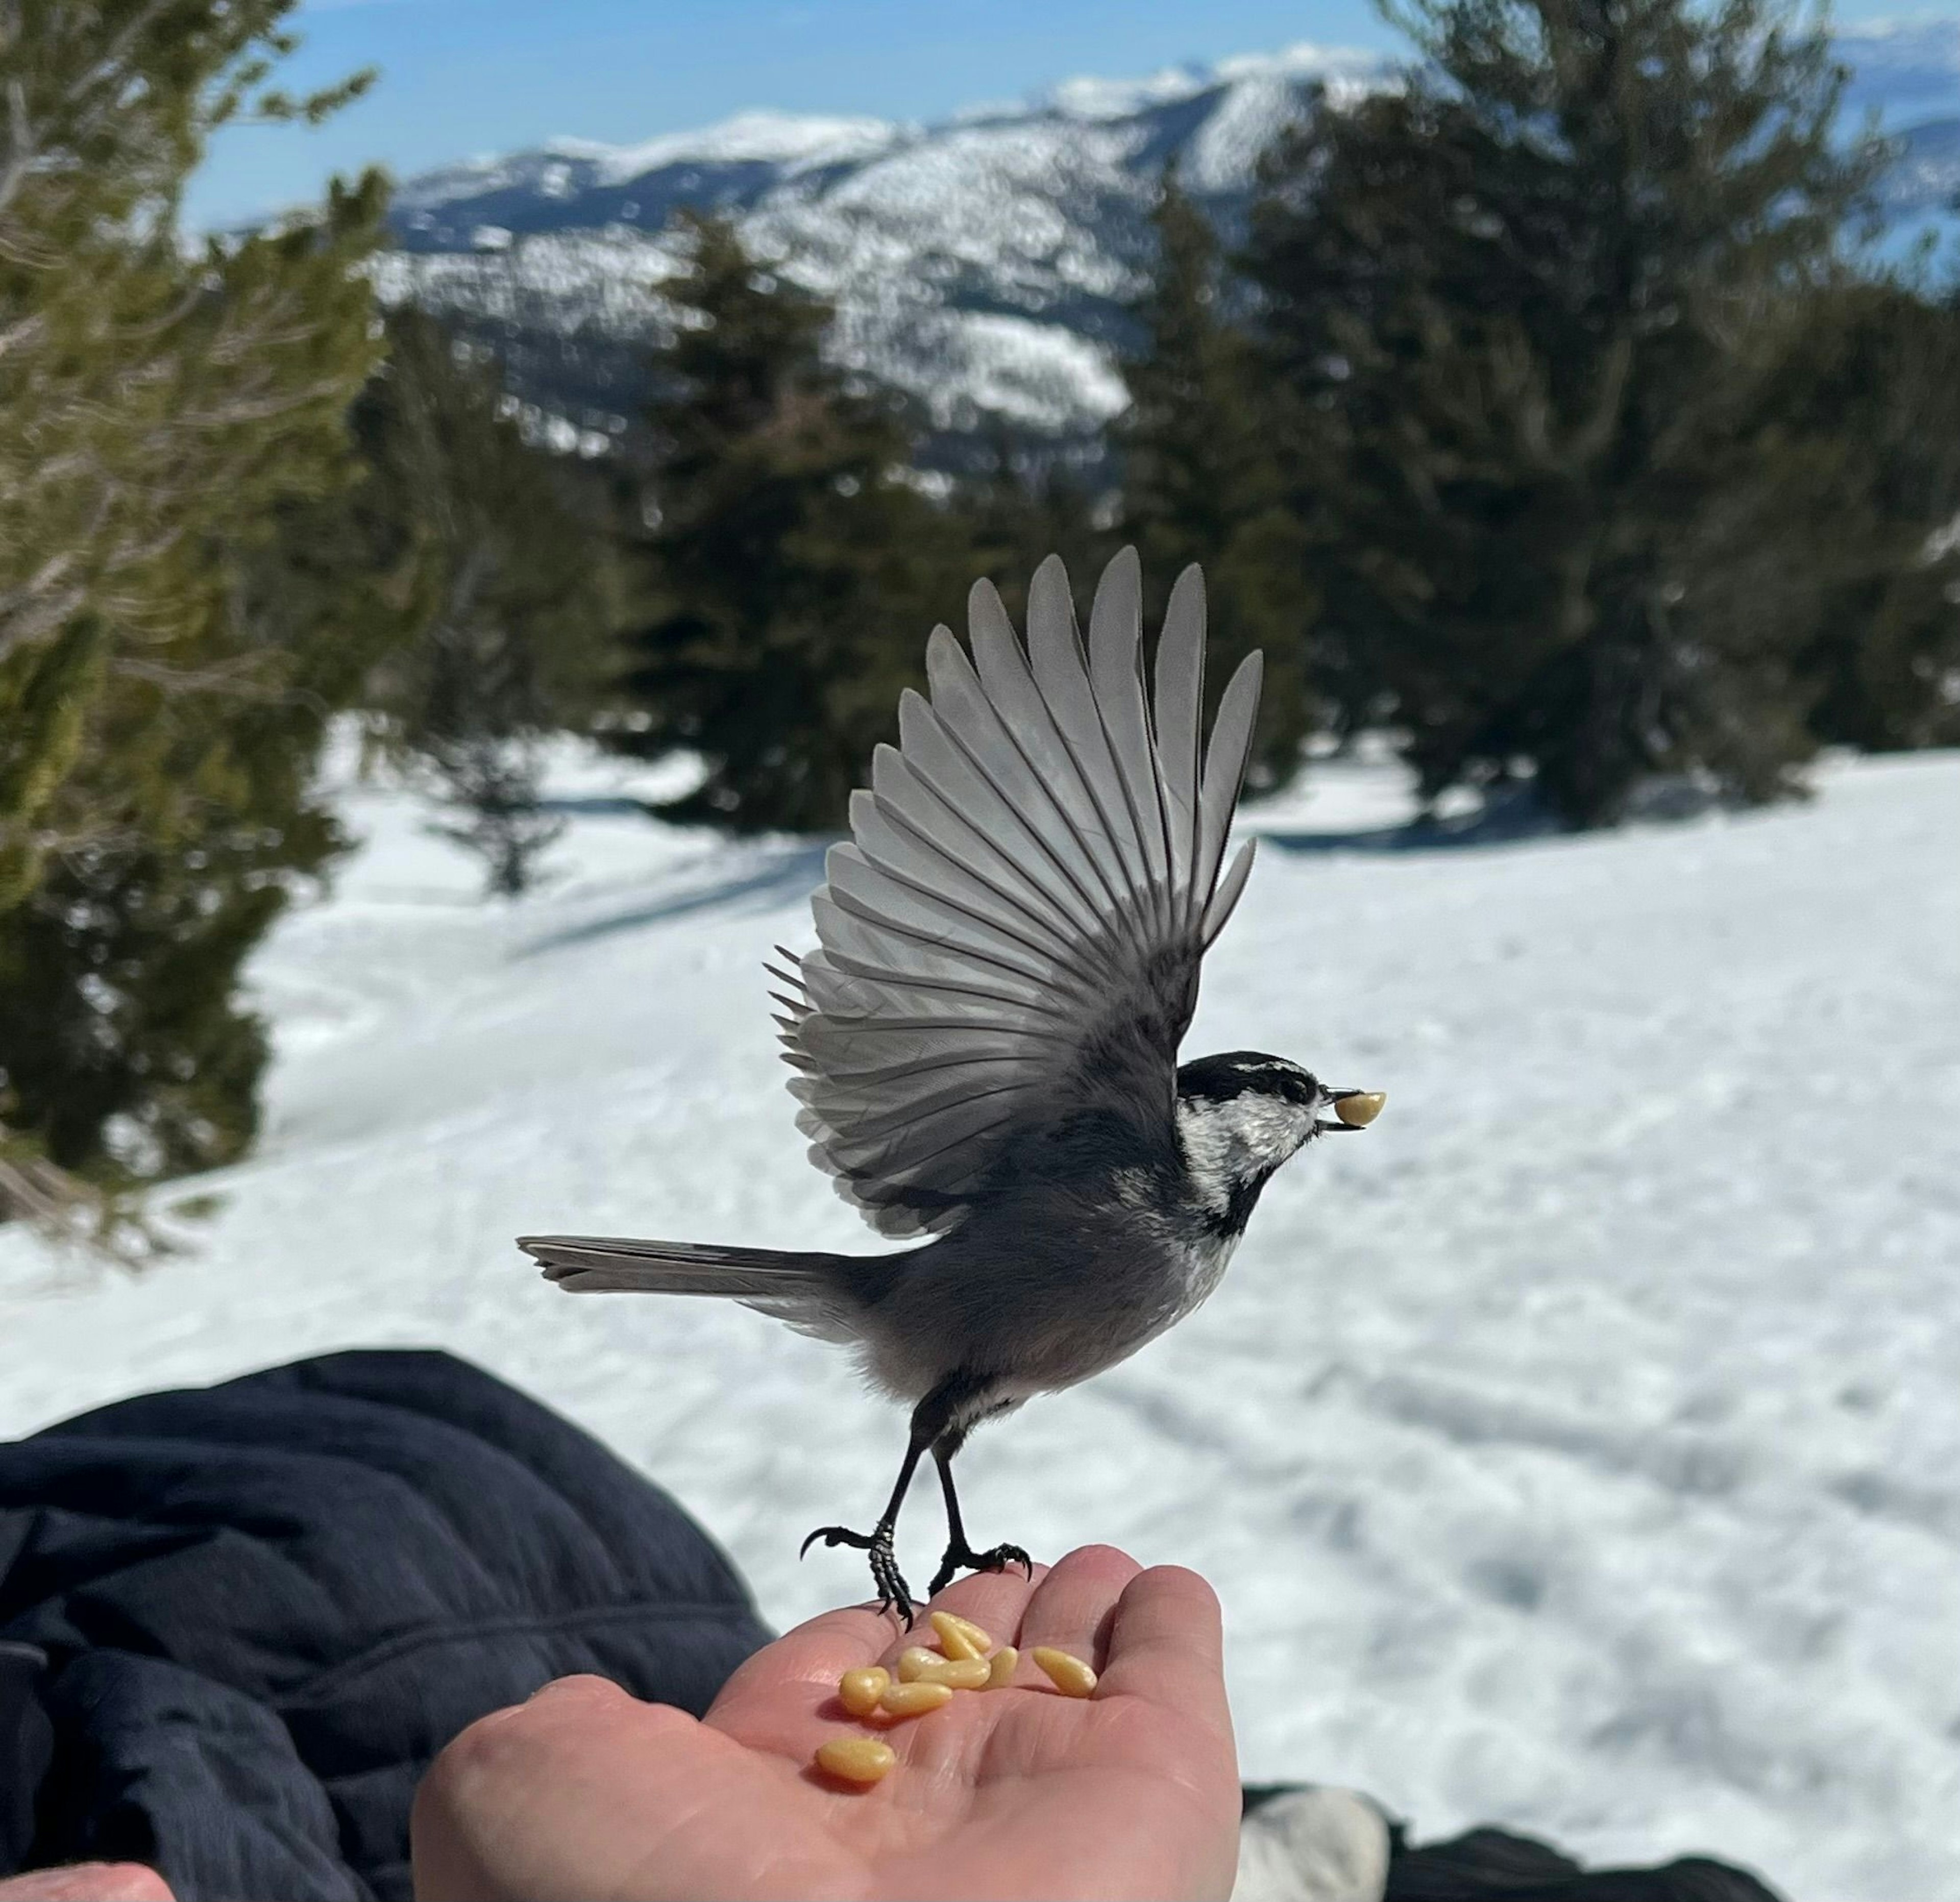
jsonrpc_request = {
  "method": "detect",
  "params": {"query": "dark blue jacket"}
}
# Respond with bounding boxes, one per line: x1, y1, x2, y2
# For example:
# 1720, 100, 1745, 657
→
0, 1350, 770, 1901
0, 1351, 1782, 1902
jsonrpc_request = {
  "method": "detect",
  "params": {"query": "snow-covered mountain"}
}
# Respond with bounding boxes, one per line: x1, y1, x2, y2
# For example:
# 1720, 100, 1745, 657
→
373, 27, 1960, 458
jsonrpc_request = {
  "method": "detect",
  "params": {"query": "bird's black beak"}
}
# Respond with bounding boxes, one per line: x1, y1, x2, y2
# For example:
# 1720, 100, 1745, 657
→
1316, 1088, 1386, 1133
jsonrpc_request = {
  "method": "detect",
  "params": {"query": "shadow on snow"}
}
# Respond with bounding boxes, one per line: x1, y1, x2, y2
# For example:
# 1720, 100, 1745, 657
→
517, 841, 832, 959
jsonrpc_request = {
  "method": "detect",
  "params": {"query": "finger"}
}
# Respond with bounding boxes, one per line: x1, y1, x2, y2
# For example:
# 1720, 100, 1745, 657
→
1012, 1543, 1143, 1676
1096, 1564, 1232, 1739
0, 1867, 175, 1902
706, 1602, 909, 1749
414, 1681, 717, 1901
874, 1562, 1050, 1672
520, 1672, 634, 1716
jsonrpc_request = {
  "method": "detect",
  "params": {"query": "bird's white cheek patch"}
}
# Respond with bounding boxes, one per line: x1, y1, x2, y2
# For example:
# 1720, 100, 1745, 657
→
1176, 1094, 1315, 1196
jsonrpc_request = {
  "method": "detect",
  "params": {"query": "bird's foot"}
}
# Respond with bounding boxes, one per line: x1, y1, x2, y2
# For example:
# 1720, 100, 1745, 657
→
800, 1522, 917, 1623
928, 1538, 1035, 1599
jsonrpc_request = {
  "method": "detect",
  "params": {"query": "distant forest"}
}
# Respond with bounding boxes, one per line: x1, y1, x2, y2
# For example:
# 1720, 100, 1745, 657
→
5, 0, 1960, 1246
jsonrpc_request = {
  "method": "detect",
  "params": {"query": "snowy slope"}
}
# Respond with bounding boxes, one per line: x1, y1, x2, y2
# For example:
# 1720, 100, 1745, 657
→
370, 26, 1960, 453
4, 744, 1958, 1898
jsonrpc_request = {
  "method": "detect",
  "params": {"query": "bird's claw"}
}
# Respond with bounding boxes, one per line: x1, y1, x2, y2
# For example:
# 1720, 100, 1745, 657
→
800, 1522, 917, 1624
928, 1539, 1035, 1598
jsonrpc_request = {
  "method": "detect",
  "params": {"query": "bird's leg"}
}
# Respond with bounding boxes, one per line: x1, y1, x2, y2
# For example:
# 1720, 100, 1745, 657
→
800, 1423, 930, 1623
928, 1432, 1033, 1598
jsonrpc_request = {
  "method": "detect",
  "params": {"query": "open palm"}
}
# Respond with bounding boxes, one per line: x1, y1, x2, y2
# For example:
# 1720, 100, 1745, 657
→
413, 1545, 1241, 1901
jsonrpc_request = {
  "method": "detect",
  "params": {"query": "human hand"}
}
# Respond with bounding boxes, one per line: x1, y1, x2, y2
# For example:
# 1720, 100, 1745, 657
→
412, 1544, 1240, 1901
0, 1866, 173, 1900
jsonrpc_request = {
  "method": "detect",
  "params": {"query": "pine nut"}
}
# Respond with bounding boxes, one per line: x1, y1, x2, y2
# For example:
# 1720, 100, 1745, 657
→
930, 1610, 993, 1659
988, 1644, 1018, 1688
1334, 1090, 1386, 1128
838, 1666, 890, 1717
879, 1679, 953, 1717
1031, 1646, 1097, 1697
815, 1735, 895, 1784
898, 1647, 989, 1689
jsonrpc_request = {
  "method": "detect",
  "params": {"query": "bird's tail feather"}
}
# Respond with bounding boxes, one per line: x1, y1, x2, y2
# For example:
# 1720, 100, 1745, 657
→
518, 1233, 873, 1342
521, 1232, 835, 1296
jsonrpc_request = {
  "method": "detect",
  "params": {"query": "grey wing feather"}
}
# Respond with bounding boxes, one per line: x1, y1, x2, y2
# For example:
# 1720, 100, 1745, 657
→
1024, 556, 1151, 898
1194, 650, 1263, 929
1201, 838, 1258, 947
778, 549, 1265, 1238
1154, 566, 1205, 911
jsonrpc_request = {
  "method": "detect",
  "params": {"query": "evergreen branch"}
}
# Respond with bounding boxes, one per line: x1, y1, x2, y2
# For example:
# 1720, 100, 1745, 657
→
111, 653, 301, 705
0, 1137, 164, 1270
0, 73, 32, 220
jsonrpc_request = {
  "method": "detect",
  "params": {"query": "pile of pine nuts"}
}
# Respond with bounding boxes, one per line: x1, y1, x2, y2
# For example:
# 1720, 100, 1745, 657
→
812, 1609, 1099, 1786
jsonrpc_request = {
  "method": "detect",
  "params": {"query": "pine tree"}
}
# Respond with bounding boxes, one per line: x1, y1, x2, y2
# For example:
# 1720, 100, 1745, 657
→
1119, 166, 1318, 788
611, 214, 964, 831
1777, 277, 1960, 752
1246, 0, 1885, 825
0, 4, 389, 1232
359, 309, 620, 896
962, 425, 1111, 628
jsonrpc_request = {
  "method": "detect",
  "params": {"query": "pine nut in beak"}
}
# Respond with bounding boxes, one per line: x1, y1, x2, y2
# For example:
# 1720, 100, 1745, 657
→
1333, 1089, 1386, 1128
930, 1610, 992, 1659
838, 1666, 890, 1717
879, 1679, 954, 1717
1031, 1646, 1098, 1696
815, 1735, 896, 1784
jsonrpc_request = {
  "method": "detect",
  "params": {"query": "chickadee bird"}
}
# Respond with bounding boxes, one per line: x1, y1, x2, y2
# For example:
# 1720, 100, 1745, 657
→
521, 549, 1384, 1620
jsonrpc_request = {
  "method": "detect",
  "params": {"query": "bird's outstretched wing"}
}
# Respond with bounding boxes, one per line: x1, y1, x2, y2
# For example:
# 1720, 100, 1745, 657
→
772, 548, 1264, 1239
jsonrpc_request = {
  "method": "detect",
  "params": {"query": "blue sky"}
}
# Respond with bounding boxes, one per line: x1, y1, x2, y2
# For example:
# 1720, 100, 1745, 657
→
192, 0, 1396, 228
192, 0, 1930, 231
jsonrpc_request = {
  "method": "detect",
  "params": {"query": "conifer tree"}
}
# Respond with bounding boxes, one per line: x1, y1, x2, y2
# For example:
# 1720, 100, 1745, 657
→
1778, 278, 1960, 752
0, 4, 389, 1230
1120, 166, 1318, 788
1246, 0, 1885, 825
963, 426, 1111, 629
360, 309, 620, 896
611, 214, 963, 831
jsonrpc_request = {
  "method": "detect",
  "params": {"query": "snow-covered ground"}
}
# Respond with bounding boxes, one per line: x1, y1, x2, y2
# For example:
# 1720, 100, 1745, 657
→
4, 743, 1956, 1898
